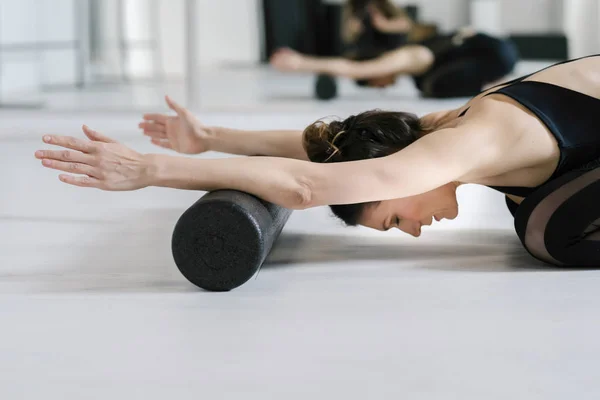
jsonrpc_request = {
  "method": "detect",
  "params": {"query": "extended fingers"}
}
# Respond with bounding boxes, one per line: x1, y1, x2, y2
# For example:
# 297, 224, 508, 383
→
58, 174, 102, 188
139, 121, 166, 136
150, 138, 173, 149
143, 113, 168, 124
43, 135, 96, 153
35, 149, 94, 165
41, 159, 100, 178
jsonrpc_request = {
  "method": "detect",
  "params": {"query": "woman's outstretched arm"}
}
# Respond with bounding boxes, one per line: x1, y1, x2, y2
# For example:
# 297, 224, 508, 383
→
270, 46, 434, 79
36, 119, 510, 210
141, 96, 308, 160
148, 125, 477, 208
206, 127, 307, 160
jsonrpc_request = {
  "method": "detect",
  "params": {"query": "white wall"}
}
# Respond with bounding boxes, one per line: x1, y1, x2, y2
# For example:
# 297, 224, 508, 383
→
157, 0, 185, 76
124, 0, 158, 78
93, 0, 135, 78
0, 0, 80, 98
500, 0, 564, 33
474, 0, 598, 59
0, 0, 40, 97
563, 0, 600, 57
470, 0, 502, 35
197, 0, 262, 67
325, 0, 471, 31
409, 0, 565, 35
37, 0, 79, 86
123, 0, 262, 77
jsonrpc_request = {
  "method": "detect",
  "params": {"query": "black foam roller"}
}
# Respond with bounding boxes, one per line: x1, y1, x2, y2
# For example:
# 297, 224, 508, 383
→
171, 190, 293, 291
315, 74, 338, 101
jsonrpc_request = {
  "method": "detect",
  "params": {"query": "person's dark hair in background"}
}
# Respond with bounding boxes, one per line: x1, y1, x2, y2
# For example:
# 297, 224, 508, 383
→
342, 0, 412, 61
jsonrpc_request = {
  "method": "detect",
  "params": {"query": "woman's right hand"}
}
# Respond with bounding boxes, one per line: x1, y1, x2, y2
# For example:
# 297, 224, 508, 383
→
139, 96, 209, 155
270, 48, 306, 72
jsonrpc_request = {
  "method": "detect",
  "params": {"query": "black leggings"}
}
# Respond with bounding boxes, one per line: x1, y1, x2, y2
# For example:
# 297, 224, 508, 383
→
507, 167, 600, 267
414, 33, 519, 98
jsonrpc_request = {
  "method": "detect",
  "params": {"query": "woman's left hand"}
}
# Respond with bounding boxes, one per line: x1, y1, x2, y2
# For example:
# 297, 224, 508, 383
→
35, 125, 153, 191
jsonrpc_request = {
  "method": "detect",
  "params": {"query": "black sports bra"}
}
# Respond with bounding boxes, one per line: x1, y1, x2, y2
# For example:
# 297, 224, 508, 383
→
459, 55, 600, 198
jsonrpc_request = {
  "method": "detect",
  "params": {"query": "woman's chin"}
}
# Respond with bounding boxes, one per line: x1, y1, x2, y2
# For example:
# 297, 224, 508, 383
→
448, 209, 459, 220
439, 207, 459, 221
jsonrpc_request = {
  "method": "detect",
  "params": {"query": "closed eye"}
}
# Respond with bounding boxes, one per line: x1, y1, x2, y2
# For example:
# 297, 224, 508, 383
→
384, 216, 402, 231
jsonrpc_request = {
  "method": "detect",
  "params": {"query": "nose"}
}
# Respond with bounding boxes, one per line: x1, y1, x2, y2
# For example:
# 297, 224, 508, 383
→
414, 226, 422, 237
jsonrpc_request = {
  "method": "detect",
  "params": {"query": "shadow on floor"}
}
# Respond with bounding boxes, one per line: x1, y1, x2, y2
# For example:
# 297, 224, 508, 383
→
265, 230, 570, 272
15, 210, 585, 294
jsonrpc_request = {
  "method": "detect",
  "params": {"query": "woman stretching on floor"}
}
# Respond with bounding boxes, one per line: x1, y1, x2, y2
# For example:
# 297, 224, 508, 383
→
36, 55, 600, 266
271, 26, 519, 98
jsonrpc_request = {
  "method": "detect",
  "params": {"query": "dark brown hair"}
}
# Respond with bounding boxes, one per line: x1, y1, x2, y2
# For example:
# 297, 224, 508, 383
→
303, 110, 424, 226
348, 0, 402, 18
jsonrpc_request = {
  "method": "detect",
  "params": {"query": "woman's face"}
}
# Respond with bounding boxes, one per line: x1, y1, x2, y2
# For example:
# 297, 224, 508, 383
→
359, 183, 459, 237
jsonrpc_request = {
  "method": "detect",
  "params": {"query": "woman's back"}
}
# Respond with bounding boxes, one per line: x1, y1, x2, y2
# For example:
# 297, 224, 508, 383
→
455, 56, 600, 199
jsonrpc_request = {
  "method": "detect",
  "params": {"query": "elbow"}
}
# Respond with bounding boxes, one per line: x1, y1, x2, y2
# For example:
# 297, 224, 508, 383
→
413, 46, 435, 68
284, 164, 329, 210
287, 181, 314, 210
283, 176, 316, 210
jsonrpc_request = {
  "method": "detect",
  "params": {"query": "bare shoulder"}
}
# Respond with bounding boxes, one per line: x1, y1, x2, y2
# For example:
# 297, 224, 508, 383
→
455, 95, 560, 182
451, 98, 542, 180
525, 56, 600, 98
463, 91, 559, 152
456, 96, 524, 141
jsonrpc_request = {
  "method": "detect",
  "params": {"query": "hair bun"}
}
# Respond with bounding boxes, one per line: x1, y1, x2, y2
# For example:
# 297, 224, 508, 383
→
303, 110, 422, 165
342, 115, 357, 132
303, 118, 350, 163
301, 109, 424, 227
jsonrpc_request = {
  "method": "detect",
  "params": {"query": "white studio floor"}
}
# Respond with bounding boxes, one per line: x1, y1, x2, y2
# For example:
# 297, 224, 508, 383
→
2, 65, 600, 399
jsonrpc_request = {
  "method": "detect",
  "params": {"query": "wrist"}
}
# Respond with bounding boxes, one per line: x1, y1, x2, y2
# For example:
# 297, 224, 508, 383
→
144, 153, 218, 192
203, 125, 221, 152
143, 153, 167, 187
